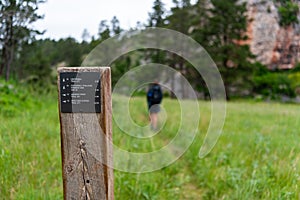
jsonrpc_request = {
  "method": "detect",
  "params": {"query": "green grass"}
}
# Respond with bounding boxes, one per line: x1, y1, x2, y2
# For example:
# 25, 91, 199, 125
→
0, 91, 61, 199
1, 87, 300, 199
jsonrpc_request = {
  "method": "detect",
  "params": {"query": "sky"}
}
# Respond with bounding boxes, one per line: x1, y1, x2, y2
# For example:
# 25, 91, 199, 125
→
34, 0, 177, 41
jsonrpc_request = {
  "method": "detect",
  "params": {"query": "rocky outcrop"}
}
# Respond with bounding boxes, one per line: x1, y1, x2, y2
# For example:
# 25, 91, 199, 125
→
244, 0, 300, 69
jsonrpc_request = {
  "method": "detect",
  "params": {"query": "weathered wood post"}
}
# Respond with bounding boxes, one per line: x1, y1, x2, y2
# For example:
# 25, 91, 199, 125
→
57, 67, 113, 200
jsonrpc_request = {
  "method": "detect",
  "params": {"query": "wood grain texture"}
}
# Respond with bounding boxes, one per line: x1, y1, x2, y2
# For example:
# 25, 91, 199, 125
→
58, 67, 113, 200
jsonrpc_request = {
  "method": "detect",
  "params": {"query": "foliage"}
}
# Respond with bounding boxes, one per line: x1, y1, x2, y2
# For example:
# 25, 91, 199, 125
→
0, 0, 45, 81
0, 79, 37, 117
14, 40, 52, 85
148, 0, 166, 27
200, 0, 255, 99
291, 62, 300, 72
252, 62, 270, 76
98, 20, 111, 40
167, 0, 193, 33
97, 16, 123, 41
253, 72, 295, 99
111, 16, 122, 35
111, 53, 135, 87
278, 1, 299, 26
53, 38, 86, 67
288, 72, 300, 95
146, 0, 168, 82
2, 0, 300, 99
190, 0, 210, 45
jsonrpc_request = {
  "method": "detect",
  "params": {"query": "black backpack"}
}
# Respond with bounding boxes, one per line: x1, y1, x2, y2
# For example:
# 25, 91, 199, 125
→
148, 85, 162, 104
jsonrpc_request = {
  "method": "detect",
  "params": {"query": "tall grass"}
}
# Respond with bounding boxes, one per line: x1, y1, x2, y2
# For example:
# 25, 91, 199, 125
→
0, 90, 62, 199
0, 87, 299, 199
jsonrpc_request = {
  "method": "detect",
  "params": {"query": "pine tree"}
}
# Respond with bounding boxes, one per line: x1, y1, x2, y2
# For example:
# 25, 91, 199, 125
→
81, 29, 90, 43
190, 0, 210, 46
148, 0, 166, 27
111, 16, 122, 35
146, 0, 168, 65
205, 0, 255, 98
166, 0, 194, 98
0, 0, 45, 81
167, 0, 192, 34
98, 20, 110, 40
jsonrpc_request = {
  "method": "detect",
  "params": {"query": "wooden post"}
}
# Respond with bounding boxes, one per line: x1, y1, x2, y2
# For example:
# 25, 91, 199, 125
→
57, 67, 113, 200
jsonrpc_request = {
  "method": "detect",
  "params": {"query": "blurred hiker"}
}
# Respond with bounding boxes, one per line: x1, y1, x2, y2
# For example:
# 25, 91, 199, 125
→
147, 82, 163, 131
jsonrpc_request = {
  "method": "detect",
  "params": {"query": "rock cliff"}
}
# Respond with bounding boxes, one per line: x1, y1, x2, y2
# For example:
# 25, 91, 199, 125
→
243, 0, 300, 69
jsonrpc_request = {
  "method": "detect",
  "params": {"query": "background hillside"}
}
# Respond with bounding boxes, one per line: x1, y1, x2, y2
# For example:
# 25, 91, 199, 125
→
0, 0, 300, 100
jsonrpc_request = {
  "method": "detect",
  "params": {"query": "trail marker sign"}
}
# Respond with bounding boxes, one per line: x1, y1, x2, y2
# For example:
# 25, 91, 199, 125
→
58, 67, 113, 200
59, 72, 101, 113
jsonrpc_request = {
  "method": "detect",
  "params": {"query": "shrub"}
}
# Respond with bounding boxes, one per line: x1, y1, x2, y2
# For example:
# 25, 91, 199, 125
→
0, 80, 36, 117
253, 73, 295, 99
288, 72, 300, 95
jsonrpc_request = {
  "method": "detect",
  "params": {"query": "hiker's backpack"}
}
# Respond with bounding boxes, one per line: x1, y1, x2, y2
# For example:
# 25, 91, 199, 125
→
148, 85, 162, 104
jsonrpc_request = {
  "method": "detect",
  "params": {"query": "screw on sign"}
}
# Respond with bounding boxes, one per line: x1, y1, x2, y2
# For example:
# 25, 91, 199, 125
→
57, 67, 113, 200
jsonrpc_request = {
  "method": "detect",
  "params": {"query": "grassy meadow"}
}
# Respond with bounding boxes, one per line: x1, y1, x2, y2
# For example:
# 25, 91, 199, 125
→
0, 86, 300, 199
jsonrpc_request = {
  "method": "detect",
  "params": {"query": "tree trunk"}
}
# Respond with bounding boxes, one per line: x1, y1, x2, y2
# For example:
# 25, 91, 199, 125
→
0, 47, 5, 77
170, 54, 176, 99
5, 15, 14, 81
5, 46, 13, 81
2, 14, 14, 81
170, 69, 175, 99
179, 59, 186, 99
225, 83, 230, 101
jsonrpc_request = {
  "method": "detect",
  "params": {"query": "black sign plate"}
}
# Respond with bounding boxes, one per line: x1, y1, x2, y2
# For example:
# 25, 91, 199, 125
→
60, 72, 101, 113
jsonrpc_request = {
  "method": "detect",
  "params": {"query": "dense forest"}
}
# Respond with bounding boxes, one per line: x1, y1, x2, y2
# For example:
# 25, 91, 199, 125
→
0, 0, 300, 100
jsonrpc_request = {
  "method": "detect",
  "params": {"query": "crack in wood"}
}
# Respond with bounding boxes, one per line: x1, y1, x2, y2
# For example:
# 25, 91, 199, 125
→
80, 139, 92, 200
